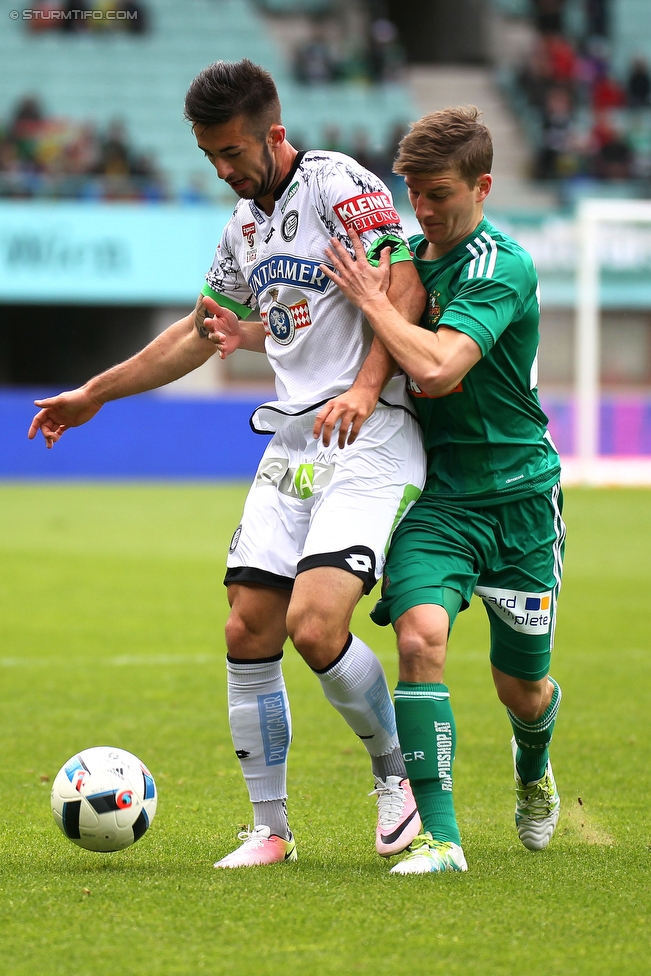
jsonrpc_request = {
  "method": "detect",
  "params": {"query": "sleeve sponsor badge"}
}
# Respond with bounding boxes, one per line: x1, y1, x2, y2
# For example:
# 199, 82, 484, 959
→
334, 191, 400, 233
242, 222, 257, 247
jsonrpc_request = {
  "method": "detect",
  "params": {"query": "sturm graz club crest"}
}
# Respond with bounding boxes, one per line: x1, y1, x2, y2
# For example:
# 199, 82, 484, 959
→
229, 524, 242, 553
281, 210, 299, 242
266, 288, 295, 345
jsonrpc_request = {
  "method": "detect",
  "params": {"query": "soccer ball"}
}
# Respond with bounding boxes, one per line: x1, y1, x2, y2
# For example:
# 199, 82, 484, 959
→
51, 746, 157, 853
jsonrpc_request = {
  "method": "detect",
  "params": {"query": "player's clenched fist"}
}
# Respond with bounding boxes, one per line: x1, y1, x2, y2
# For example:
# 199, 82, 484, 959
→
28, 388, 103, 449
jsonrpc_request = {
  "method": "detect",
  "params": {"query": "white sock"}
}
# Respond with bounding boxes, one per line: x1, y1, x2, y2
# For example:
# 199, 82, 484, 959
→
253, 798, 290, 840
227, 654, 292, 805
314, 634, 401, 762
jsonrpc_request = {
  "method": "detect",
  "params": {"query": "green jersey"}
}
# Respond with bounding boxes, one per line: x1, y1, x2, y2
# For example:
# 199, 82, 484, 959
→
408, 217, 560, 504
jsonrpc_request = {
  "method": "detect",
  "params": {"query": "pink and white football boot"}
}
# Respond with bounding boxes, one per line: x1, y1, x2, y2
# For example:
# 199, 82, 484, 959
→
370, 776, 422, 857
213, 825, 297, 869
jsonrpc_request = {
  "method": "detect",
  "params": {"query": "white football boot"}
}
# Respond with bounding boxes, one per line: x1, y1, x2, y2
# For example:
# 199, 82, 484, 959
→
214, 825, 297, 868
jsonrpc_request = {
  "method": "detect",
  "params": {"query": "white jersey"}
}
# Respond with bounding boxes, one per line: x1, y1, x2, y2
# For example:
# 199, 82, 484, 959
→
204, 150, 413, 431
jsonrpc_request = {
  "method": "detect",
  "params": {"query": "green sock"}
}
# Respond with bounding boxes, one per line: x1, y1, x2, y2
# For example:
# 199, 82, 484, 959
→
394, 681, 460, 846
508, 677, 561, 784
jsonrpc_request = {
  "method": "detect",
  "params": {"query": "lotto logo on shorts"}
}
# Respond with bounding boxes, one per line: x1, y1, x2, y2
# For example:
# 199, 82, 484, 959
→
475, 586, 552, 634
334, 192, 400, 233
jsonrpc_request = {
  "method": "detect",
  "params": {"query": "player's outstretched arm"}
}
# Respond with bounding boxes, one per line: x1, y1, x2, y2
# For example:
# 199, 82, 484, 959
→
322, 232, 481, 397
28, 295, 218, 448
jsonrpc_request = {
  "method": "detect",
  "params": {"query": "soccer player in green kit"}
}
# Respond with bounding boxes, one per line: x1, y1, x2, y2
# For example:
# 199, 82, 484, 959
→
322, 106, 565, 874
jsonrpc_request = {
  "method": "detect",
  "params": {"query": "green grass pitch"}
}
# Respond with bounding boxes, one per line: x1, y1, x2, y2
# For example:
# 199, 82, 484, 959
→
0, 483, 649, 975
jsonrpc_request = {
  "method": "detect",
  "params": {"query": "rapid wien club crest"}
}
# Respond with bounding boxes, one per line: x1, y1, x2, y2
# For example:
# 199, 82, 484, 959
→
262, 289, 312, 345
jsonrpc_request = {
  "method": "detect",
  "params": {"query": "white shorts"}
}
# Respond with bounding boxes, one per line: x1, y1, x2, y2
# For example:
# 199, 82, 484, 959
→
225, 405, 425, 593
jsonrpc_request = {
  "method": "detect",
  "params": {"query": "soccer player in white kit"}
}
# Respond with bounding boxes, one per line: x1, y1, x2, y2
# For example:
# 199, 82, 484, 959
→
28, 59, 426, 868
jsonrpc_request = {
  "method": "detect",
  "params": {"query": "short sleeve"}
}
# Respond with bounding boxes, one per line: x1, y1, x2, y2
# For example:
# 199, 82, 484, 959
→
314, 158, 411, 265
438, 278, 524, 356
203, 224, 257, 319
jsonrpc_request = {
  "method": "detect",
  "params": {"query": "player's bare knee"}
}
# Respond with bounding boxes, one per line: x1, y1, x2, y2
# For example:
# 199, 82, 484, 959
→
224, 611, 253, 656
287, 608, 346, 669
496, 681, 547, 722
225, 609, 276, 658
396, 627, 446, 679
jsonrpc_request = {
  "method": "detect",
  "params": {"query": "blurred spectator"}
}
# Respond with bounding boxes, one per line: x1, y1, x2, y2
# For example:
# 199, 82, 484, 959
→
294, 26, 339, 85
9, 96, 43, 137
0, 97, 411, 204
509, 10, 651, 186
0, 98, 165, 200
592, 72, 626, 111
60, 1, 91, 34
593, 118, 632, 180
534, 0, 564, 35
97, 119, 131, 177
537, 87, 574, 179
544, 33, 576, 86
26, 0, 149, 34
574, 38, 608, 106
367, 18, 404, 84
586, 0, 609, 38
293, 14, 404, 87
131, 152, 167, 201
27, 2, 64, 33
627, 59, 651, 109
519, 38, 554, 110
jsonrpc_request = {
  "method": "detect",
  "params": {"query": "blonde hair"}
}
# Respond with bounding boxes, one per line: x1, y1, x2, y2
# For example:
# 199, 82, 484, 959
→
394, 106, 493, 186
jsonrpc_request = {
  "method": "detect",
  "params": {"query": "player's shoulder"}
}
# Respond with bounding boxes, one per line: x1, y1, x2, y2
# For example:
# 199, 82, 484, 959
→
300, 149, 388, 192
481, 220, 536, 269
464, 220, 537, 285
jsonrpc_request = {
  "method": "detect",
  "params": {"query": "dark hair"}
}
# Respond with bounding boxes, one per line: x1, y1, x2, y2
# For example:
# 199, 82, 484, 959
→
394, 106, 493, 186
184, 59, 281, 137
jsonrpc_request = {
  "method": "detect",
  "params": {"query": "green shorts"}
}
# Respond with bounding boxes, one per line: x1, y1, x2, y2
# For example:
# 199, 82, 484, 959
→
371, 483, 565, 682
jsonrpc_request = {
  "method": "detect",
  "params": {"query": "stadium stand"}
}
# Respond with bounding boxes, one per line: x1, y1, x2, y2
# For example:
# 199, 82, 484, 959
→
495, 0, 651, 195
0, 0, 417, 197
0, 95, 169, 200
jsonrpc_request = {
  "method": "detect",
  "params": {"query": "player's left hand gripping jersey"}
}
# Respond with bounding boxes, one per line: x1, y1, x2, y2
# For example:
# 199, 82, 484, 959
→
203, 150, 413, 431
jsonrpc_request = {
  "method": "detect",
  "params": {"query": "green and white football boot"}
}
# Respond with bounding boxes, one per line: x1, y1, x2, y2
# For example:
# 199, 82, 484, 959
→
512, 736, 560, 850
390, 832, 468, 875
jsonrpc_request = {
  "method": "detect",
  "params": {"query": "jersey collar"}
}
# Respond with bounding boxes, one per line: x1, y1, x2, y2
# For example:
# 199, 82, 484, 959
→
414, 217, 490, 268
272, 150, 306, 202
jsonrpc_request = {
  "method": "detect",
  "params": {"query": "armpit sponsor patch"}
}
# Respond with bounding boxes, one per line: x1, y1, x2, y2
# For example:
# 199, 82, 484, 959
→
407, 377, 463, 398
475, 586, 552, 634
334, 191, 400, 232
